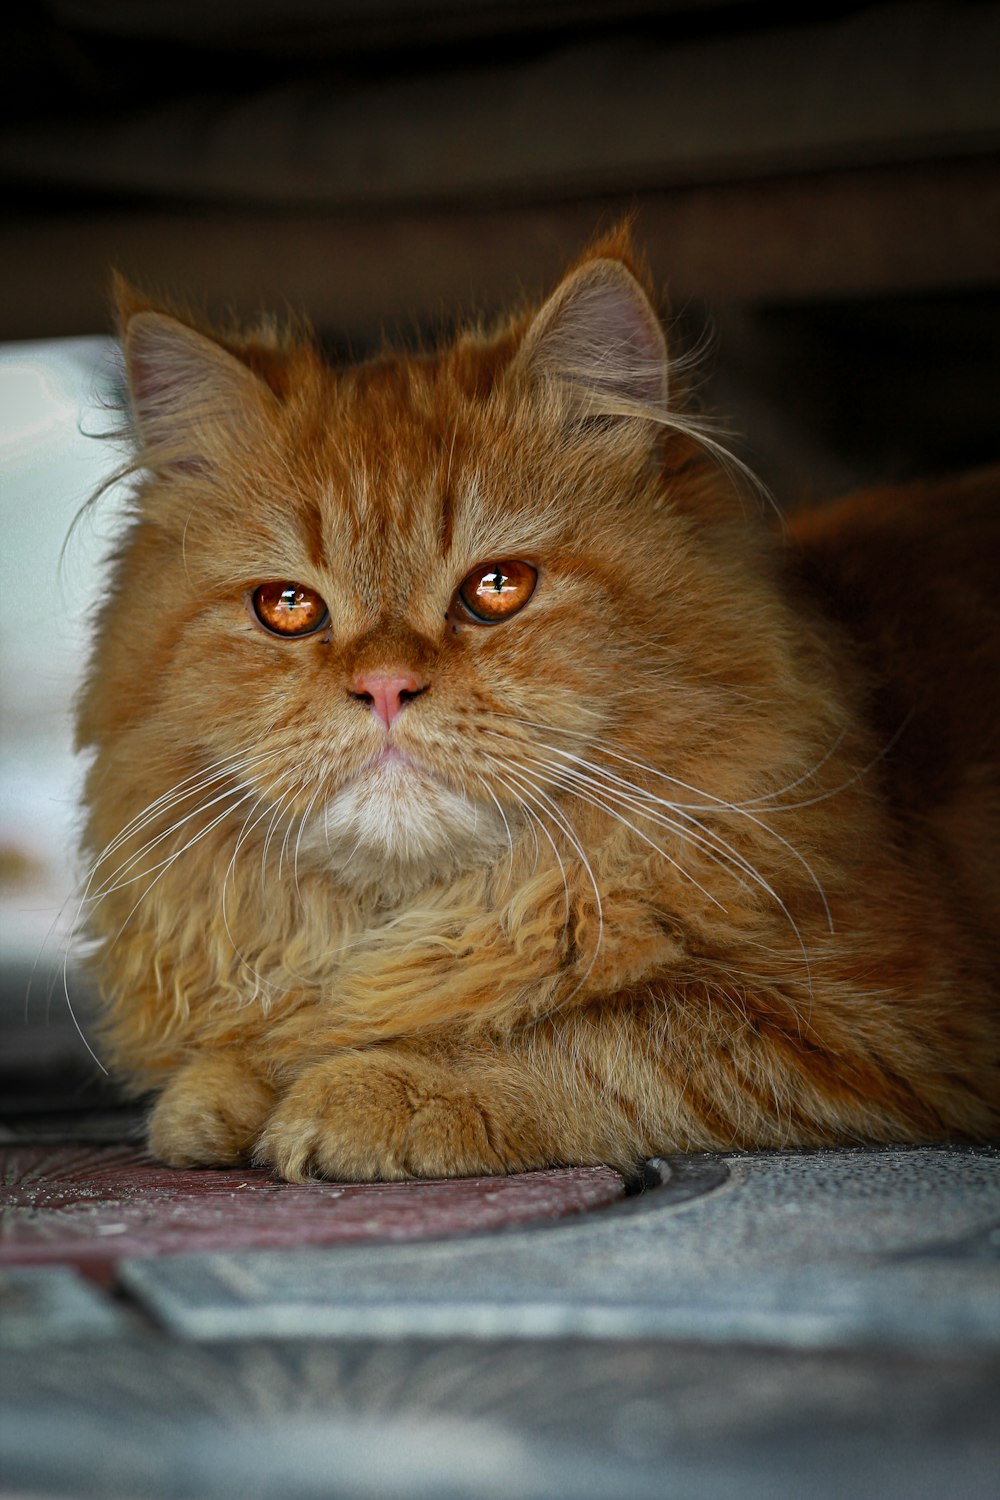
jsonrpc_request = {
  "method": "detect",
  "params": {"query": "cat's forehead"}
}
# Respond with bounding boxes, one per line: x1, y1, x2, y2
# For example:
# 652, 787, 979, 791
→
289, 352, 567, 584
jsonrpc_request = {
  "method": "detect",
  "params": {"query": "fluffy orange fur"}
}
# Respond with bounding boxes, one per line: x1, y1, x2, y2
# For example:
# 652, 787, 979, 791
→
76, 231, 999, 1180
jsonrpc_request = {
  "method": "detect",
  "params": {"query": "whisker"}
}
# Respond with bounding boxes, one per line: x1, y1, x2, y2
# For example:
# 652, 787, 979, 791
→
734, 712, 914, 814
59, 987, 109, 1076
293, 781, 324, 901
482, 726, 819, 1005
523, 748, 768, 890
90, 771, 281, 901
220, 769, 309, 993
731, 729, 847, 809
91, 746, 289, 871
54, 747, 289, 1064
522, 753, 728, 913
488, 764, 572, 933
473, 774, 516, 891
487, 755, 605, 1002
260, 783, 296, 887
487, 712, 836, 814
80, 747, 291, 918
106, 783, 265, 953
492, 726, 833, 936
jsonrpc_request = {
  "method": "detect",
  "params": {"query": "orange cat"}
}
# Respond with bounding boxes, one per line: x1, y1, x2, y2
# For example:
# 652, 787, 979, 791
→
76, 231, 999, 1180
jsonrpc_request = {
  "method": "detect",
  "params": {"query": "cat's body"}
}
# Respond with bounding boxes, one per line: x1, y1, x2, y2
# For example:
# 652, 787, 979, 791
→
77, 236, 999, 1179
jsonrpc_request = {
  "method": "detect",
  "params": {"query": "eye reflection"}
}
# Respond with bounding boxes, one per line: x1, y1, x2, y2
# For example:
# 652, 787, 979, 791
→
252, 582, 329, 637
457, 560, 537, 623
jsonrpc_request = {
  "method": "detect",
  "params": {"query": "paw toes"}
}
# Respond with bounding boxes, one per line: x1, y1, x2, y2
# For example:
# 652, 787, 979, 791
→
254, 1121, 322, 1183
149, 1095, 244, 1167
148, 1057, 275, 1168
255, 1054, 509, 1182
403, 1096, 503, 1177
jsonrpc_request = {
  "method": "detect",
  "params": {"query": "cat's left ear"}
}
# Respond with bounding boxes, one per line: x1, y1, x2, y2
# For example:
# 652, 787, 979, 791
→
513, 256, 668, 419
114, 276, 277, 474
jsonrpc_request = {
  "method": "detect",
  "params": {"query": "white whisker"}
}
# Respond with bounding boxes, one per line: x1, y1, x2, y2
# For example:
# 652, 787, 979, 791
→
293, 782, 324, 901
487, 755, 605, 1003
523, 752, 727, 913
220, 770, 308, 992
488, 764, 572, 934
106, 783, 264, 952
91, 745, 289, 873
473, 774, 516, 890
480, 715, 821, 1006
493, 722, 833, 937
90, 768, 282, 901
260, 782, 298, 887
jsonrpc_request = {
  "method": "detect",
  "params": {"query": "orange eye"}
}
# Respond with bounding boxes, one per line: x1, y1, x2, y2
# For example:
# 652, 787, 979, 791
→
251, 581, 329, 638
457, 560, 537, 624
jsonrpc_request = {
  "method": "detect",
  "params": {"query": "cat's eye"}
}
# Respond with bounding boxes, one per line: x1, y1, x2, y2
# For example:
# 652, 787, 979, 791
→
457, 560, 537, 623
251, 581, 329, 637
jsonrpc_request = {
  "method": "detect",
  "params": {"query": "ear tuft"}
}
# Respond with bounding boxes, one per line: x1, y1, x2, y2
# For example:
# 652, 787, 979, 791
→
515, 255, 668, 416
111, 270, 162, 332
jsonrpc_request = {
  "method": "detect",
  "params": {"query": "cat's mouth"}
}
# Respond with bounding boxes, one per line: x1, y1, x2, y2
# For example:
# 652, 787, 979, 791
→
347, 743, 437, 793
362, 746, 418, 775
340, 739, 457, 803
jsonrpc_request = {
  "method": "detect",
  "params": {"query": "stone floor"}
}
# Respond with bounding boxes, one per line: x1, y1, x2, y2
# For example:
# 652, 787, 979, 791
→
1, 985, 999, 1498
3, 1116, 999, 1498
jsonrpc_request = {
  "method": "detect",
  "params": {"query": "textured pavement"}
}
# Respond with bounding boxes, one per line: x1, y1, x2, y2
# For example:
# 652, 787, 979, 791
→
3, 1141, 999, 1499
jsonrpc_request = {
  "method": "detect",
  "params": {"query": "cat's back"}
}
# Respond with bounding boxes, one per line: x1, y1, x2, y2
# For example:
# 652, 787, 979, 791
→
788, 465, 1000, 947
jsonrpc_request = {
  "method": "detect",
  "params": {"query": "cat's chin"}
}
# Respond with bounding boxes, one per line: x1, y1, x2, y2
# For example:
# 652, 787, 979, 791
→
302, 754, 503, 891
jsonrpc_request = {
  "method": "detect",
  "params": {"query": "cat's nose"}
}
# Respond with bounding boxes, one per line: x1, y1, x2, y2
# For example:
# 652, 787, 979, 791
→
350, 671, 428, 729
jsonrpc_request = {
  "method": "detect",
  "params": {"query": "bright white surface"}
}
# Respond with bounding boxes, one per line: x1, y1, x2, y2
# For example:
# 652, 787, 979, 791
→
1, 338, 130, 967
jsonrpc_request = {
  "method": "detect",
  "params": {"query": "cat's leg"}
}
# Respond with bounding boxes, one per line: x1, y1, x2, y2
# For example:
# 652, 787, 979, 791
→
255, 1034, 634, 1182
148, 1049, 277, 1167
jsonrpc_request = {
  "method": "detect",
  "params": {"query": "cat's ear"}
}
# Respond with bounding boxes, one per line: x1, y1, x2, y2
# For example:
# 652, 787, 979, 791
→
115, 277, 275, 472
513, 257, 668, 418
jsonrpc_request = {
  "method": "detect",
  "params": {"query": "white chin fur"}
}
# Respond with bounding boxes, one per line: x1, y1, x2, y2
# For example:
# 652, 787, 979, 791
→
304, 760, 499, 884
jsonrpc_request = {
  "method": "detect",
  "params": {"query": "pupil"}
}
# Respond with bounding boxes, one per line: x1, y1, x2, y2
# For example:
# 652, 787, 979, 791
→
490, 569, 505, 594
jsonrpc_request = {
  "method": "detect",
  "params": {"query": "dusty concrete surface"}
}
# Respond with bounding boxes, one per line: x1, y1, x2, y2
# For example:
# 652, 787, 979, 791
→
2, 1143, 998, 1499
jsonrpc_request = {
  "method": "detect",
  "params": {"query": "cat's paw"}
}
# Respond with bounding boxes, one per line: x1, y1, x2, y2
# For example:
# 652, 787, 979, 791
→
148, 1052, 276, 1167
255, 1049, 512, 1182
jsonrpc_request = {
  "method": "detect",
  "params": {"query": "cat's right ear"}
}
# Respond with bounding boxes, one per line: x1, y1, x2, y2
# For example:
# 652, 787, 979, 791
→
114, 276, 275, 474
511, 256, 669, 423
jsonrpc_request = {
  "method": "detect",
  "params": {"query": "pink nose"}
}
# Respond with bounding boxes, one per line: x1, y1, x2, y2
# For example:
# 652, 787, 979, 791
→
350, 671, 426, 729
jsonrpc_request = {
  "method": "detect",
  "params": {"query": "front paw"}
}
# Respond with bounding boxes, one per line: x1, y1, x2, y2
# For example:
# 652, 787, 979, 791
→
148, 1053, 276, 1167
255, 1049, 514, 1182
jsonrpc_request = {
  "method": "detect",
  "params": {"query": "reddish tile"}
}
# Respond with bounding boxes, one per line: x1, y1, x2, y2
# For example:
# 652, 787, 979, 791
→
0, 1145, 625, 1284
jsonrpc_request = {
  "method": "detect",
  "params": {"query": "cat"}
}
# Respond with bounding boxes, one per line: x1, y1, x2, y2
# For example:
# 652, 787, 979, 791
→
75, 228, 1000, 1181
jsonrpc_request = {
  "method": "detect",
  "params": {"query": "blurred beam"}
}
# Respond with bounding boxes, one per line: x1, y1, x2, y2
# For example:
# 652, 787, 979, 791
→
5, 5, 998, 207
2, 158, 999, 342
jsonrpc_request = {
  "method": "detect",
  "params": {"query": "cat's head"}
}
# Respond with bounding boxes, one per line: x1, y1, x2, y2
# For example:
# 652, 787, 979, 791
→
82, 235, 763, 894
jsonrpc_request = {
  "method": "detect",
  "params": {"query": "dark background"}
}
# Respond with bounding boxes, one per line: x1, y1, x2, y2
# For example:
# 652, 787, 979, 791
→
3, 0, 999, 503
2, 22, 999, 1500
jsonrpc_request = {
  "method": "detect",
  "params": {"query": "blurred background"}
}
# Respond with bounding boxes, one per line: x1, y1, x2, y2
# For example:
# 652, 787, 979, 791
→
2, 1, 999, 487
2, 0, 999, 1092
